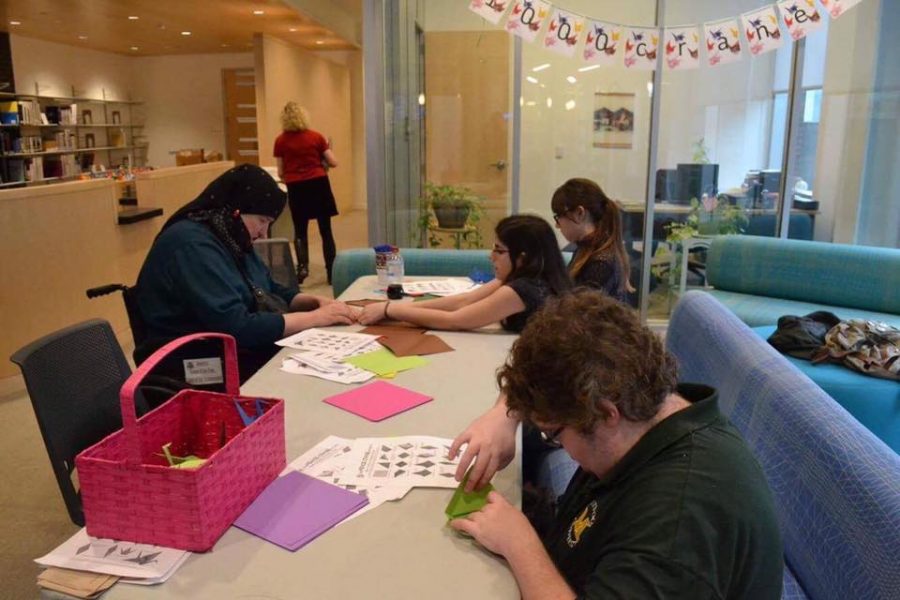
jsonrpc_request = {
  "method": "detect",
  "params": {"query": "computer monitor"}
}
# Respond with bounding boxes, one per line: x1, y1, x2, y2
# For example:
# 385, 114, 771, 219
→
655, 169, 678, 202
675, 163, 719, 205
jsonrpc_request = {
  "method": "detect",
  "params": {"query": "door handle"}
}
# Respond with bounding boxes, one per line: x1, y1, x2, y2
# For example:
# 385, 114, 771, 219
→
489, 160, 507, 171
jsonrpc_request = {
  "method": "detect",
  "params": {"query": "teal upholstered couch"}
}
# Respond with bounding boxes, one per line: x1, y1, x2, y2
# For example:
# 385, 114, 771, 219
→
331, 248, 494, 297
703, 235, 900, 327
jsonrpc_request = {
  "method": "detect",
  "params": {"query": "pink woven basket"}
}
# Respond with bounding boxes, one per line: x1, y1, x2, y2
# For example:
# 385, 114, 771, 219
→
75, 333, 286, 552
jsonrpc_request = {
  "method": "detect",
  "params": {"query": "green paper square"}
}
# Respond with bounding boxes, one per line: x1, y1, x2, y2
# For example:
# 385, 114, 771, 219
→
445, 473, 493, 521
344, 348, 428, 376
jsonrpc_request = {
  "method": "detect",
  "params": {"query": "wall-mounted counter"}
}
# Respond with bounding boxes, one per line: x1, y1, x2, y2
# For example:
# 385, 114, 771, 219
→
0, 161, 233, 379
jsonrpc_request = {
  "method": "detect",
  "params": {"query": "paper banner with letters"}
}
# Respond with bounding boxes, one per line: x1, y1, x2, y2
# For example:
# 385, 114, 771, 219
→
778, 0, 825, 40
818, 0, 864, 18
742, 5, 784, 56
583, 20, 622, 66
543, 8, 584, 57
663, 26, 701, 70
704, 18, 743, 67
468, 0, 511, 24
623, 26, 659, 70
505, 0, 551, 43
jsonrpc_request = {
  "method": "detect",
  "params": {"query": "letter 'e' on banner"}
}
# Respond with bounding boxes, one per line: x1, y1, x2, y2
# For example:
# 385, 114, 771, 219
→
704, 18, 743, 67
543, 8, 584, 58
468, 0, 511, 24
505, 0, 551, 43
583, 20, 623, 66
623, 26, 659, 70
663, 26, 701, 70
777, 0, 824, 41
741, 5, 784, 56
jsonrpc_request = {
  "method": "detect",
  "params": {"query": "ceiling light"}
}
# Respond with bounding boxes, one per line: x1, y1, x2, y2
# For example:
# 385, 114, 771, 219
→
565, 100, 576, 110
181, 31, 192, 36
253, 10, 265, 15
315, 40, 325, 45
221, 43, 230, 47
546, 97, 553, 108
128, 16, 139, 20
578, 64, 601, 73
78, 35, 88, 40
532, 63, 551, 72
289, 28, 298, 32
566, 76, 577, 84
417, 93, 425, 106
9, 21, 21, 26
525, 101, 537, 107
130, 46, 139, 51
526, 76, 538, 84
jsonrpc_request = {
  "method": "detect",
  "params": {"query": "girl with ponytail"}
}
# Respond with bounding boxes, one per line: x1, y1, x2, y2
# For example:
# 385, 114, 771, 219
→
551, 178, 634, 303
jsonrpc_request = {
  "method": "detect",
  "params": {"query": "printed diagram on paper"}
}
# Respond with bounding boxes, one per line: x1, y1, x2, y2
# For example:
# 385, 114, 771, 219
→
277, 328, 379, 357
402, 279, 480, 297
281, 347, 376, 384
337, 435, 460, 489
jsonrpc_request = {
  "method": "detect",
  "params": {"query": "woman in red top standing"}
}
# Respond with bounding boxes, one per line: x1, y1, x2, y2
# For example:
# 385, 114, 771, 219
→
274, 102, 339, 284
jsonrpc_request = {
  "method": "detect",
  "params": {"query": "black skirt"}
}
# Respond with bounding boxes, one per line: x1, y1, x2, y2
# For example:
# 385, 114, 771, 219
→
287, 176, 338, 221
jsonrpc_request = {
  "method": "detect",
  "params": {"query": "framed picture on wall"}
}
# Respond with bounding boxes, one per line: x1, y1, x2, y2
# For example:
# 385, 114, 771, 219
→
593, 92, 635, 149
82, 109, 92, 125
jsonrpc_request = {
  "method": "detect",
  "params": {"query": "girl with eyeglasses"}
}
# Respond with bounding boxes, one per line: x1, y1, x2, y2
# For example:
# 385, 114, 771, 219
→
358, 215, 572, 332
551, 178, 634, 303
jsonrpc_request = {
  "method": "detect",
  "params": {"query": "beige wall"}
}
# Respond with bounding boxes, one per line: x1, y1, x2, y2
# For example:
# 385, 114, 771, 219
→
255, 34, 355, 215
132, 53, 255, 168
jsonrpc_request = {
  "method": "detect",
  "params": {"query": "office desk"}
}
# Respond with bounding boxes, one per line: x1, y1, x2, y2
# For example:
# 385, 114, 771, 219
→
104, 276, 521, 599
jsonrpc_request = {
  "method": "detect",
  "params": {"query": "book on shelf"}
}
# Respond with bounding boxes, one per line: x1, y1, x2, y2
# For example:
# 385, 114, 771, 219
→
0, 100, 18, 125
18, 100, 42, 125
26, 156, 44, 181
44, 106, 60, 124
5, 158, 25, 183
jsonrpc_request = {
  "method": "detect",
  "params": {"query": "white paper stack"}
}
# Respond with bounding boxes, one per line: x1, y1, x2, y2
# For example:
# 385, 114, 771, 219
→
401, 279, 481, 297
277, 329, 382, 384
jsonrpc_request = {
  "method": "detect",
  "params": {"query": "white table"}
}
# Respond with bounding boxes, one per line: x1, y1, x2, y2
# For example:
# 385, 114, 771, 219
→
103, 276, 521, 599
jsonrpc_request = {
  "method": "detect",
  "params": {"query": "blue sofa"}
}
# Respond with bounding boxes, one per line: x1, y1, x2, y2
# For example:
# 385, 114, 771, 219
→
667, 291, 900, 599
331, 248, 494, 298
703, 235, 900, 327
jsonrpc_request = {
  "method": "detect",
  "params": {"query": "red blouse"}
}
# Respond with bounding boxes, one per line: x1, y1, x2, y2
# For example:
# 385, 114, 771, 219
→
273, 129, 328, 184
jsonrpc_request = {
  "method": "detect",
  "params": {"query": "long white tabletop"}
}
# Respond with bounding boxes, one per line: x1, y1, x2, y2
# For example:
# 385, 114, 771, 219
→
103, 275, 521, 599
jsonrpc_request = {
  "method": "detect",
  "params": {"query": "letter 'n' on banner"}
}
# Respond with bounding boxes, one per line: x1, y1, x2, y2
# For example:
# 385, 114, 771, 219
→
583, 20, 623, 66
623, 26, 659, 70
777, 0, 824, 41
818, 0, 864, 19
505, 0, 551, 43
663, 26, 701, 70
469, 0, 511, 24
704, 18, 743, 67
544, 8, 585, 58
741, 5, 784, 56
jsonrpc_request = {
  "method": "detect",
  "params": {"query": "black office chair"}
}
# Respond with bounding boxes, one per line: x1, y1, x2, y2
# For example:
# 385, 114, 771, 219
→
10, 319, 150, 526
253, 238, 297, 289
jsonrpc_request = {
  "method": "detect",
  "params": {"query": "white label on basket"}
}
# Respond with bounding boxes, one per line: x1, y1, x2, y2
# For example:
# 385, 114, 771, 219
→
183, 357, 224, 385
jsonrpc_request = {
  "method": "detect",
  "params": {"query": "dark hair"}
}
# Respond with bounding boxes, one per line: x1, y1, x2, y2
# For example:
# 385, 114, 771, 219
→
495, 214, 572, 296
499, 289, 677, 430
551, 178, 633, 293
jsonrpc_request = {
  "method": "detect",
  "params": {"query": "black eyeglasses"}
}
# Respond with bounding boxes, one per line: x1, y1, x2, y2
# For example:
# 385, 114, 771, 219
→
539, 426, 565, 447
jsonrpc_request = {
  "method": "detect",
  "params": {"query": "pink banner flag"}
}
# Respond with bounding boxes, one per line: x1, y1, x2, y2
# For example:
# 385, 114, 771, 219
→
777, 1, 825, 41
623, 26, 659, 70
704, 19, 743, 67
543, 8, 584, 58
818, 0, 864, 19
504, 0, 551, 43
468, 0, 511, 25
741, 5, 784, 56
582, 20, 622, 66
663, 26, 701, 70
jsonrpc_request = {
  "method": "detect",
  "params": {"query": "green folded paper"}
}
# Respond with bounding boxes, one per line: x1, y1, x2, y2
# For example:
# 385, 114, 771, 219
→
445, 472, 494, 521
344, 348, 428, 376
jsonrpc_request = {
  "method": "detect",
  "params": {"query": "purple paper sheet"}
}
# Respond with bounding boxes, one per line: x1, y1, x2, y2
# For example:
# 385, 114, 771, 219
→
234, 471, 369, 551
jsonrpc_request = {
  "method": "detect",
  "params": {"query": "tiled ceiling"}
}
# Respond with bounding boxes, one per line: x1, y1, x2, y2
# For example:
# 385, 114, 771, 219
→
0, 0, 357, 56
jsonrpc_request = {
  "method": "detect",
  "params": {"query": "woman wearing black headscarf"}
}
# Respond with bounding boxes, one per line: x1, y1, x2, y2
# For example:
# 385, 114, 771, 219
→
135, 164, 354, 382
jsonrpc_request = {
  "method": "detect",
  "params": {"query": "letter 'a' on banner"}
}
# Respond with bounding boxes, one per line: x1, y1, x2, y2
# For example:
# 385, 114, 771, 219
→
742, 5, 784, 56
583, 20, 623, 66
704, 18, 743, 67
778, 0, 825, 41
663, 26, 701, 70
544, 8, 585, 58
623, 26, 659, 70
819, 0, 865, 19
468, 0, 511, 24
505, 0, 551, 43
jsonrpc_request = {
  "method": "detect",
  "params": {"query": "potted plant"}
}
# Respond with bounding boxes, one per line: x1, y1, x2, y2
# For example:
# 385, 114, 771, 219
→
415, 183, 485, 248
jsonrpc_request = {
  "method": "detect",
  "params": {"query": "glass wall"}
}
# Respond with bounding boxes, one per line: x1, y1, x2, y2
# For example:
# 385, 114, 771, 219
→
371, 0, 898, 320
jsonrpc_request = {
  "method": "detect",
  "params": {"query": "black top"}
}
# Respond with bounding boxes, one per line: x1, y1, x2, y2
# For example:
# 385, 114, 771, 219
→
569, 243, 627, 304
545, 384, 784, 599
501, 277, 554, 333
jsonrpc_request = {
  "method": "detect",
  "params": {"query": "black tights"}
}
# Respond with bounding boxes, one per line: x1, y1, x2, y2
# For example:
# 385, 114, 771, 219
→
294, 216, 336, 273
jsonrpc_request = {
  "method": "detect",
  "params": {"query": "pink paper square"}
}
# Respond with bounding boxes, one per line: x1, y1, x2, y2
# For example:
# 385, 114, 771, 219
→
323, 381, 432, 422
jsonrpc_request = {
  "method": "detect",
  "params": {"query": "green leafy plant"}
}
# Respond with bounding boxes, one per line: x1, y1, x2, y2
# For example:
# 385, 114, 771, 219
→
691, 137, 711, 164
414, 182, 485, 248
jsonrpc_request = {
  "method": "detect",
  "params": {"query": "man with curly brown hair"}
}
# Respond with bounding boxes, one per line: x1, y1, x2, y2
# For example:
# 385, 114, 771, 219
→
449, 290, 783, 599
